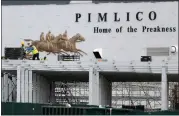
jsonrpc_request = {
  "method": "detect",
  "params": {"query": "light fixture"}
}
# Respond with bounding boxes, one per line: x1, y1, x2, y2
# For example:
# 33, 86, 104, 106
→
93, 48, 102, 59
170, 45, 178, 54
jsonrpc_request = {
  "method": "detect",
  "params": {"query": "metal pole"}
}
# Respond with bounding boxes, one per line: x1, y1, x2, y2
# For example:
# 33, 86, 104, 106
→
17, 66, 21, 102
161, 64, 168, 110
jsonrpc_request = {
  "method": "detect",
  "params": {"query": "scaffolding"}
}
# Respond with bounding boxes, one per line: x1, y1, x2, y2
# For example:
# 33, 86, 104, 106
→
1, 72, 17, 102
54, 82, 179, 110
1, 74, 178, 110
171, 82, 179, 109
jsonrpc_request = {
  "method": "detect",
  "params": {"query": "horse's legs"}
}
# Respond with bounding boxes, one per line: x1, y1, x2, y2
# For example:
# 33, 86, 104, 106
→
58, 52, 63, 55
53, 53, 56, 55
74, 52, 80, 56
60, 50, 68, 55
53, 50, 69, 55
71, 50, 83, 56
78, 51, 83, 56
76, 49, 87, 55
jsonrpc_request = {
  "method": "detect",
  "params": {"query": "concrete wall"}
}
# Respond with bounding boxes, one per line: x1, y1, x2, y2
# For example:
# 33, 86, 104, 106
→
2, 2, 178, 61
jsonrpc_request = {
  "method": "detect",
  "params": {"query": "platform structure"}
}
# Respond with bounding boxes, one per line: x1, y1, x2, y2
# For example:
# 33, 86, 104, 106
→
54, 81, 178, 109
2, 59, 178, 73
1, 59, 178, 110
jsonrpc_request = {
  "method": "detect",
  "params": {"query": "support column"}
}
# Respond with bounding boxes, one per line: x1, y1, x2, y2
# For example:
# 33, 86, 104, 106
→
24, 69, 29, 102
17, 66, 21, 102
161, 65, 168, 110
89, 67, 112, 106
89, 67, 99, 105
42, 76, 45, 103
28, 70, 33, 103
21, 68, 25, 102
32, 73, 37, 103
17, 66, 30, 103
36, 74, 40, 103
40, 75, 43, 103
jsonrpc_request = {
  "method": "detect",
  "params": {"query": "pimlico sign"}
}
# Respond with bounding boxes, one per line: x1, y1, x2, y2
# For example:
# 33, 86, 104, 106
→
74, 11, 176, 33
75, 11, 157, 22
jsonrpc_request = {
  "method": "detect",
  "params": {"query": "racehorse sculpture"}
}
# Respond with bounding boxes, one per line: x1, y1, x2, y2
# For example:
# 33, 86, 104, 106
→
58, 33, 87, 56
27, 33, 87, 56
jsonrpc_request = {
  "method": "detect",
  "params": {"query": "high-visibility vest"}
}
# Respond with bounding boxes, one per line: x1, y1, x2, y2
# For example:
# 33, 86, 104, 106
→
32, 46, 38, 54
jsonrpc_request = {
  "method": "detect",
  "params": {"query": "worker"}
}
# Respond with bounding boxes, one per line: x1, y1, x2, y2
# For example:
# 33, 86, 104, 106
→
27, 45, 40, 60
21, 41, 26, 59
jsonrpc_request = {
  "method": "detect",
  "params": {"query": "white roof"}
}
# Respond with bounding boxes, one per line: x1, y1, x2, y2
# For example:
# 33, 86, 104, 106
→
2, 59, 178, 74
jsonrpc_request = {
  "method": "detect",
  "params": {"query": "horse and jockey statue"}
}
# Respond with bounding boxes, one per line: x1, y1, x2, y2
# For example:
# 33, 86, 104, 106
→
23, 30, 87, 58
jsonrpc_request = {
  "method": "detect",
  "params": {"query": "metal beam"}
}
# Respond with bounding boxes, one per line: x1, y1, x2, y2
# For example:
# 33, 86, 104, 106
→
2, 60, 178, 74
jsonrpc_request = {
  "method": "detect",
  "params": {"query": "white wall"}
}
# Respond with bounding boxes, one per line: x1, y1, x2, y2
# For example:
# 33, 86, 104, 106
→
2, 2, 178, 62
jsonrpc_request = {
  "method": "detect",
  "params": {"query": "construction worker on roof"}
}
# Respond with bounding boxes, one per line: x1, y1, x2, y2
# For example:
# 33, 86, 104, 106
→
26, 44, 40, 60
21, 41, 27, 59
